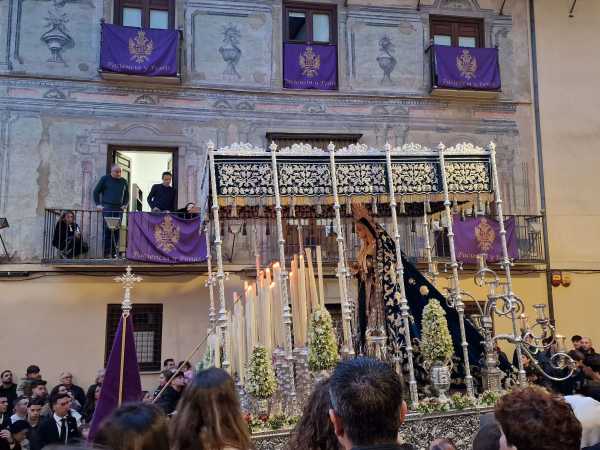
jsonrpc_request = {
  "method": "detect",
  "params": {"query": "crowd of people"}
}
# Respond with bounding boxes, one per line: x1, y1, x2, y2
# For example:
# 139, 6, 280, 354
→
1, 345, 599, 450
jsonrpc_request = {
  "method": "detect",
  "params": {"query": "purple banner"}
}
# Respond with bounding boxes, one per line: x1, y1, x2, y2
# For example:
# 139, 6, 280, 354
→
89, 315, 141, 441
100, 23, 178, 77
434, 45, 500, 90
126, 212, 207, 264
453, 216, 517, 263
283, 43, 337, 90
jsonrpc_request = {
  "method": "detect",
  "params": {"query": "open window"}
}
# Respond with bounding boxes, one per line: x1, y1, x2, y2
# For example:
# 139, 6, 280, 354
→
114, 0, 175, 29
107, 146, 178, 213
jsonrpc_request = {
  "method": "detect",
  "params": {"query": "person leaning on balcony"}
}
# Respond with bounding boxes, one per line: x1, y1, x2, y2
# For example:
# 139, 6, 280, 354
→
52, 211, 89, 258
147, 171, 176, 212
93, 165, 129, 258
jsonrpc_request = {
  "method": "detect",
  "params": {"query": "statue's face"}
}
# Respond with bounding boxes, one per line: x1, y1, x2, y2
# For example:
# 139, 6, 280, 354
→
356, 222, 371, 241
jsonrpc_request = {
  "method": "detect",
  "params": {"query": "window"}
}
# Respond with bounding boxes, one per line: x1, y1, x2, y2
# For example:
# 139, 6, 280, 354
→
284, 2, 337, 44
115, 0, 175, 29
266, 133, 362, 151
430, 16, 483, 48
106, 304, 163, 372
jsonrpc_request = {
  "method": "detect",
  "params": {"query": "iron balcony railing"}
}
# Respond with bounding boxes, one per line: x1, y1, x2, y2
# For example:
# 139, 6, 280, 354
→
42, 209, 545, 266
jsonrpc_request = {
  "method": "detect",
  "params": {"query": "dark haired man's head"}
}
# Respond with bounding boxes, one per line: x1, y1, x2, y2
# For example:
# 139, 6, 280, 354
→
473, 423, 501, 450
28, 398, 45, 425
51, 392, 71, 417
328, 357, 406, 450
95, 403, 169, 450
26, 365, 41, 379
495, 386, 581, 450
572, 335, 582, 347
162, 172, 172, 187
1, 370, 13, 386
31, 380, 47, 399
163, 359, 175, 370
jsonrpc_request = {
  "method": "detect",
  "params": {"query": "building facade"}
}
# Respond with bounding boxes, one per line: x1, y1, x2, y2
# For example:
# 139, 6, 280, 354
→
0, 0, 564, 389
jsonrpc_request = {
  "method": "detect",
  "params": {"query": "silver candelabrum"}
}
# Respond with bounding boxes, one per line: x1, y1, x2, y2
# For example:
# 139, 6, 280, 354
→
469, 253, 575, 392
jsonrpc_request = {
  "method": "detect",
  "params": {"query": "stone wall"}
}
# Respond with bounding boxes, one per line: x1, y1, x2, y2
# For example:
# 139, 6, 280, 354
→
0, 0, 538, 262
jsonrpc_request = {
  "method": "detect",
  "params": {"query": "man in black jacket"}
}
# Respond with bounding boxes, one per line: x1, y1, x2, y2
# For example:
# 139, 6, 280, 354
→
38, 393, 80, 447
93, 164, 129, 258
155, 371, 185, 415
148, 172, 176, 212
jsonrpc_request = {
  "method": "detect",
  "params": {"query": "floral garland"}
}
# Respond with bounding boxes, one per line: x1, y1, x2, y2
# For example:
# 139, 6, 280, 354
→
246, 345, 277, 400
420, 299, 454, 365
307, 307, 340, 372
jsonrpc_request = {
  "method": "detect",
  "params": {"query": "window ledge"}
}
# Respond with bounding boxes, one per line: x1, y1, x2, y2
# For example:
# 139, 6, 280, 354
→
99, 71, 181, 85
430, 87, 500, 100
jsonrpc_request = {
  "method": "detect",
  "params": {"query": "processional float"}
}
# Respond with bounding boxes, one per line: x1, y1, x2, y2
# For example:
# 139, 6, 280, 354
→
203, 140, 575, 411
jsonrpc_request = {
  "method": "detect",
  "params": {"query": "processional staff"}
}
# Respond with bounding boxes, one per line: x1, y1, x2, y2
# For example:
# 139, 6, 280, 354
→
327, 142, 354, 358
204, 223, 216, 333
207, 141, 229, 372
437, 142, 475, 398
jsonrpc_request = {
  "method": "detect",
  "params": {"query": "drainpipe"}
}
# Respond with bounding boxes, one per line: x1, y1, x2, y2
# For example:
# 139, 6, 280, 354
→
529, 0, 555, 323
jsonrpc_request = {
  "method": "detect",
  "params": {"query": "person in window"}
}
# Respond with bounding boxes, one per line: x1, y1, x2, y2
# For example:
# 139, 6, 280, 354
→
147, 172, 176, 212
52, 211, 89, 258
93, 164, 129, 258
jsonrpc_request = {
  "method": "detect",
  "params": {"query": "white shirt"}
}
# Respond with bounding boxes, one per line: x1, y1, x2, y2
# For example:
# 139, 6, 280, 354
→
53, 413, 69, 442
10, 413, 27, 423
565, 394, 600, 448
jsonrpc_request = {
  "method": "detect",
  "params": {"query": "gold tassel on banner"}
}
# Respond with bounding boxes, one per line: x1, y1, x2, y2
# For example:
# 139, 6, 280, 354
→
258, 201, 264, 217
476, 192, 482, 215
290, 197, 296, 218
452, 195, 459, 215
485, 200, 491, 216
461, 208, 466, 221
425, 196, 432, 214
399, 196, 406, 214
316, 202, 322, 216
345, 196, 352, 216
371, 195, 378, 215
231, 201, 238, 218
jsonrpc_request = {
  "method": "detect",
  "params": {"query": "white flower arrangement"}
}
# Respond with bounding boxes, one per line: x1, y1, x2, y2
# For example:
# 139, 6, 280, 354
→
308, 306, 340, 371
421, 298, 454, 365
246, 345, 277, 400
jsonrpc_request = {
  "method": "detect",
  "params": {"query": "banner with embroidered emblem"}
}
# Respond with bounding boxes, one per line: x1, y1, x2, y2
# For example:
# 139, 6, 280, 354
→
433, 45, 501, 90
283, 43, 337, 90
126, 213, 207, 264
100, 23, 178, 77
453, 216, 517, 264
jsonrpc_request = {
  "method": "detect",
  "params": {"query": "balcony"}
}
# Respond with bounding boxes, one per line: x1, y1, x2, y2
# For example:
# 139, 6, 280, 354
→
99, 22, 182, 85
42, 209, 545, 267
427, 45, 501, 99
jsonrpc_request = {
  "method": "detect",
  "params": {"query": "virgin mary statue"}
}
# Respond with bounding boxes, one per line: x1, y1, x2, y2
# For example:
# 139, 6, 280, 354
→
352, 204, 406, 358
351, 204, 484, 366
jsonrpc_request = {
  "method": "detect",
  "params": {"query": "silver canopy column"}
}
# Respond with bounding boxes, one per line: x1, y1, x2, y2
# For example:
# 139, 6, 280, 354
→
384, 143, 419, 404
207, 141, 229, 372
268, 142, 297, 410
437, 142, 474, 398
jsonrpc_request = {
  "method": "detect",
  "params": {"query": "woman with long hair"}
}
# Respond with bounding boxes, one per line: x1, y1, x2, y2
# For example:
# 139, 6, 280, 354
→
94, 403, 169, 450
287, 378, 340, 450
170, 367, 251, 450
52, 210, 89, 258
82, 383, 101, 423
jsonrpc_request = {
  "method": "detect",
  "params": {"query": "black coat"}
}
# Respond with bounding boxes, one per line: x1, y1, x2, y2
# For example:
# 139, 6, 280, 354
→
27, 425, 43, 450
38, 414, 80, 447
155, 386, 181, 415
68, 385, 86, 411
0, 385, 17, 413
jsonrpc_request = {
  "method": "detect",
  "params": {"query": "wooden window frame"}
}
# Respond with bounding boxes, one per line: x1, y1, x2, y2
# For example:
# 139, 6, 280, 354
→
114, 0, 175, 29
106, 304, 163, 372
283, 2, 337, 45
430, 15, 485, 48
